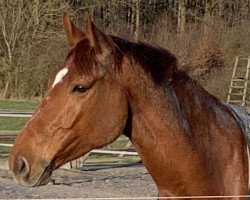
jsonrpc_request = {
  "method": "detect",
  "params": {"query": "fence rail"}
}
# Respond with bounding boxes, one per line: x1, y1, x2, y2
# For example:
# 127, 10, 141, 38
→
0, 131, 18, 144
0, 142, 138, 156
0, 110, 33, 117
0, 139, 139, 169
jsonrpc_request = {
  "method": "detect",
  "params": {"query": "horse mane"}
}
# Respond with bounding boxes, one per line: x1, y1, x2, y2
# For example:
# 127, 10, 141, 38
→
111, 37, 221, 106
111, 36, 178, 85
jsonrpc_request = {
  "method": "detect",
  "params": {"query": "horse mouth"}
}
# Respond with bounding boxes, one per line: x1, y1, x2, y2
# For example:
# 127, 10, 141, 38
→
33, 165, 53, 187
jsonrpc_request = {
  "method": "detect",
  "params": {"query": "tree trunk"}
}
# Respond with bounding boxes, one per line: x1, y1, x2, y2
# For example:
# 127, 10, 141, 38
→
3, 73, 11, 99
177, 0, 186, 36
134, 0, 140, 41
130, 1, 135, 35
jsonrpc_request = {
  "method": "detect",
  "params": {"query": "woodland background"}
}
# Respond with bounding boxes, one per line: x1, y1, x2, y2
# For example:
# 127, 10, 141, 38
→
0, 0, 250, 101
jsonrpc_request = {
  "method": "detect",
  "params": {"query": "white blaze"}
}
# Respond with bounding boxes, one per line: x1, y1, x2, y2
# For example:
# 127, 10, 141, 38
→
52, 67, 69, 88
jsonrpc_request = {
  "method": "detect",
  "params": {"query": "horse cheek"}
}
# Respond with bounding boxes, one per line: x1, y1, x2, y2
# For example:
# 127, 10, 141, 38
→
60, 100, 82, 129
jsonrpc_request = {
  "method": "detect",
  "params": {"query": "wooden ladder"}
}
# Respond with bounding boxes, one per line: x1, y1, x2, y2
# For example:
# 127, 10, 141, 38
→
227, 56, 250, 106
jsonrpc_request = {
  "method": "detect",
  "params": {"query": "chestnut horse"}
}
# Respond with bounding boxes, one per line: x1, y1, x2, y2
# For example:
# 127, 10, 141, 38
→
9, 13, 248, 199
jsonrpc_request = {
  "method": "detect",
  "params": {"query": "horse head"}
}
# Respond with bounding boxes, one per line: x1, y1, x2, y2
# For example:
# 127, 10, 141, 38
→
9, 13, 128, 186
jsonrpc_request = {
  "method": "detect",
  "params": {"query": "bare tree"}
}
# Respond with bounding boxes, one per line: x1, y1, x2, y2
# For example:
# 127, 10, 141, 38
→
0, 0, 69, 99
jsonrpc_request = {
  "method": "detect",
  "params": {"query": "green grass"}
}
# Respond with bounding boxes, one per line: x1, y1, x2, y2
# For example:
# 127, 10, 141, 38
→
0, 146, 12, 154
0, 117, 28, 131
0, 99, 38, 110
0, 99, 35, 131
107, 136, 130, 149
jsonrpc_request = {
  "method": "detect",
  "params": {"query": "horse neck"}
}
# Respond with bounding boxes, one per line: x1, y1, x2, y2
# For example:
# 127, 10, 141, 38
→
120, 60, 192, 184
119, 62, 235, 195
120, 59, 202, 144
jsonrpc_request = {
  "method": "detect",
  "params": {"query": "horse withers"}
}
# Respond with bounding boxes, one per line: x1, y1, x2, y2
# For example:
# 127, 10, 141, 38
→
9, 13, 249, 199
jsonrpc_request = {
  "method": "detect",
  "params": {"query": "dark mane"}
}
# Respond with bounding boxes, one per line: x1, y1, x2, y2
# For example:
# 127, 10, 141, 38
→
112, 36, 209, 98
111, 36, 178, 85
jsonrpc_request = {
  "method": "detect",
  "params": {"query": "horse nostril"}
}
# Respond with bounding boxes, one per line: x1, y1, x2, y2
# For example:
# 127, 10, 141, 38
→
16, 156, 30, 177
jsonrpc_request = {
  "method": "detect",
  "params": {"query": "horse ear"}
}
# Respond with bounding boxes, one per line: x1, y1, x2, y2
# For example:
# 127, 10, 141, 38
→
85, 14, 114, 65
63, 12, 85, 49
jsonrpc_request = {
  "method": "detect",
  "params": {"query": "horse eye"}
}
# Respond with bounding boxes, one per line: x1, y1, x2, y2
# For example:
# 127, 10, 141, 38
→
72, 84, 88, 93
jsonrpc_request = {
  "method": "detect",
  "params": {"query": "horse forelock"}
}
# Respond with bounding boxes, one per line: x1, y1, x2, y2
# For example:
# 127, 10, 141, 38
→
67, 38, 123, 75
66, 39, 97, 75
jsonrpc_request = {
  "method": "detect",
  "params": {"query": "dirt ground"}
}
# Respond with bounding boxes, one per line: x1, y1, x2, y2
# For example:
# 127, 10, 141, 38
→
0, 162, 157, 199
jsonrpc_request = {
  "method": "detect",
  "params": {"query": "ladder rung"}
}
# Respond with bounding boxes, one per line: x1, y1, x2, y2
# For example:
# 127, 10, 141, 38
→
228, 93, 244, 96
229, 86, 246, 89
231, 78, 247, 81
239, 58, 249, 60
227, 100, 244, 103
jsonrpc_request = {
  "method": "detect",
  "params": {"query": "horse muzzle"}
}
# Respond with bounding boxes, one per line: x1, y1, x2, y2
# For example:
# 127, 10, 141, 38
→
10, 155, 54, 187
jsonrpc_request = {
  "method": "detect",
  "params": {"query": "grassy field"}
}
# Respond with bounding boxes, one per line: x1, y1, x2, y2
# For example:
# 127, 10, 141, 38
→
0, 146, 12, 154
0, 99, 35, 153
0, 99, 36, 131
0, 118, 28, 131
0, 118, 26, 154
0, 99, 38, 110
